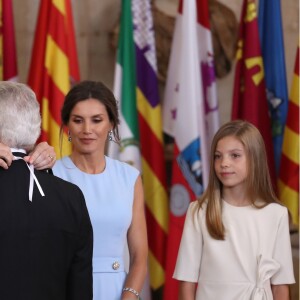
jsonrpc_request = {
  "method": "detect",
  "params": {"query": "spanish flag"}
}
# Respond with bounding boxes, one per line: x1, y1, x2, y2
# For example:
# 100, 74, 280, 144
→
278, 44, 299, 225
27, 0, 80, 157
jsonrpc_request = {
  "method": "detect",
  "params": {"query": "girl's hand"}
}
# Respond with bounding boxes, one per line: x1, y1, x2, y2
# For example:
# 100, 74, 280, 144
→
0, 143, 14, 169
24, 142, 56, 170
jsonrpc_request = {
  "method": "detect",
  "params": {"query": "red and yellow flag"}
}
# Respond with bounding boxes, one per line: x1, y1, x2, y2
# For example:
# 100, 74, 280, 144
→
232, 0, 276, 188
0, 0, 17, 81
28, 0, 80, 157
278, 44, 299, 225
109, 1, 169, 297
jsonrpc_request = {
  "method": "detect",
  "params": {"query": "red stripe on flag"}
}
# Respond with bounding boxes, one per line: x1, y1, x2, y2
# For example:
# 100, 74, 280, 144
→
145, 206, 167, 266
286, 101, 299, 133
139, 113, 168, 189
2, 0, 17, 80
43, 71, 66, 124
279, 155, 299, 191
48, 3, 69, 54
178, 0, 210, 29
178, 0, 183, 14
163, 144, 196, 299
28, 0, 51, 98
196, 0, 210, 29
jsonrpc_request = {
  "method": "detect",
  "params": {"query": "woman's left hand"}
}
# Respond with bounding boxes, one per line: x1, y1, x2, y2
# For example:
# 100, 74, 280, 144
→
24, 142, 56, 170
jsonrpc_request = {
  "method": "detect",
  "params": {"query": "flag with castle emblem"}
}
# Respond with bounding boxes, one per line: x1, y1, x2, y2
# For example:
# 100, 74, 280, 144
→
162, 0, 219, 298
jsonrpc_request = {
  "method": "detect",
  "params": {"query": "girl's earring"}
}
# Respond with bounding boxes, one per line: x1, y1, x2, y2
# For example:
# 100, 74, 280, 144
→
108, 130, 113, 141
68, 131, 72, 142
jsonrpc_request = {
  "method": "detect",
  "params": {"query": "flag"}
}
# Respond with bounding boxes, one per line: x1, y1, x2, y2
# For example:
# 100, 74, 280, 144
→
232, 0, 276, 187
109, 0, 140, 170
278, 44, 299, 225
258, 0, 288, 174
0, 0, 17, 81
162, 0, 219, 298
109, 0, 169, 298
27, 0, 80, 157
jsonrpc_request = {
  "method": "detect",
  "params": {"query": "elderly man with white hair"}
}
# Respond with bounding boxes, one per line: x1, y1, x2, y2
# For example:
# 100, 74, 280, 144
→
0, 81, 93, 300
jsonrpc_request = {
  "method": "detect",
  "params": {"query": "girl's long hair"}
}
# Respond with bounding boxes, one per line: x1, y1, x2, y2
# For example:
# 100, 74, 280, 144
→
197, 120, 278, 240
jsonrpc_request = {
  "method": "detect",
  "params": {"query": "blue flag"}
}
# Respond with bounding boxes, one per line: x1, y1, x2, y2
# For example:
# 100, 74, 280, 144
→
258, 0, 288, 174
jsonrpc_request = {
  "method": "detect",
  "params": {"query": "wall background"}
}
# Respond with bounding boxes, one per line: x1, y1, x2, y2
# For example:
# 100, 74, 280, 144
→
13, 0, 299, 126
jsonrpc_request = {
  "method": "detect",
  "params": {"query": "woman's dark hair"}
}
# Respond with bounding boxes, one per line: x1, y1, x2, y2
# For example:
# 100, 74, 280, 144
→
59, 80, 120, 152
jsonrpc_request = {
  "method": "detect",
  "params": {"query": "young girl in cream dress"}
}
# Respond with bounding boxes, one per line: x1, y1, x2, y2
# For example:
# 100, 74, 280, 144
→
174, 120, 295, 300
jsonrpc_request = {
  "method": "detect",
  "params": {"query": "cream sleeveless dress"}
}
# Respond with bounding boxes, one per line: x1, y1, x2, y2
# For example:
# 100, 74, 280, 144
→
174, 200, 295, 300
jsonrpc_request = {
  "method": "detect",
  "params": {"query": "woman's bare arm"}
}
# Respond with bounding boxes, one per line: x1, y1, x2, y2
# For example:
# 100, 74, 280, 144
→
271, 284, 290, 300
122, 175, 148, 300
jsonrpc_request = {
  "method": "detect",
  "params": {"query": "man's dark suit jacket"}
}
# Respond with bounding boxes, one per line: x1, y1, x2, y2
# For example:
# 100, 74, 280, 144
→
0, 152, 93, 300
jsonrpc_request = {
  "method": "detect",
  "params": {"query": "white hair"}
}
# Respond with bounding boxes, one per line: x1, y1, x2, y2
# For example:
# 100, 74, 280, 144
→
0, 81, 41, 151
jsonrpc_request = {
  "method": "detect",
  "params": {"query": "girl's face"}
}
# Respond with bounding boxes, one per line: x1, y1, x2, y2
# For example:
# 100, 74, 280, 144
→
214, 135, 248, 190
67, 98, 112, 155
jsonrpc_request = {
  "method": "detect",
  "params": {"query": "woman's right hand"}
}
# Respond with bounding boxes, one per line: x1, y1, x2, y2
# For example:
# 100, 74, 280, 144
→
0, 143, 14, 169
0, 141, 56, 170
24, 142, 56, 170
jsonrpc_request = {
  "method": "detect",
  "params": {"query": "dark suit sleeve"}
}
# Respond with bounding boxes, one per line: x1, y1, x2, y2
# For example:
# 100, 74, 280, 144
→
66, 189, 93, 300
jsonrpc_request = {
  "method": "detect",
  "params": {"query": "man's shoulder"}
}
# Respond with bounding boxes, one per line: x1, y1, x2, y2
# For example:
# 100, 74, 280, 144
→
36, 169, 83, 196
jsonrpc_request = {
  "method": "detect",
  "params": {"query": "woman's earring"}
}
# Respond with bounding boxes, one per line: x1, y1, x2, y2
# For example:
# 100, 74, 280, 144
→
108, 130, 113, 141
68, 131, 72, 142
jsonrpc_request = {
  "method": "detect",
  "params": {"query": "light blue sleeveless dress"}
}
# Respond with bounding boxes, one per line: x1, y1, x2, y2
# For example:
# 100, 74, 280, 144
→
53, 156, 139, 300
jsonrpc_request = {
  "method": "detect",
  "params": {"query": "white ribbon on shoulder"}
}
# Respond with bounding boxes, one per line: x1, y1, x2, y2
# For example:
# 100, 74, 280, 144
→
251, 254, 280, 300
12, 148, 45, 201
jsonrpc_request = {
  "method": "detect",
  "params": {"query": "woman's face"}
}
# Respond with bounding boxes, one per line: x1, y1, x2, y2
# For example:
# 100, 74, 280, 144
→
68, 98, 112, 155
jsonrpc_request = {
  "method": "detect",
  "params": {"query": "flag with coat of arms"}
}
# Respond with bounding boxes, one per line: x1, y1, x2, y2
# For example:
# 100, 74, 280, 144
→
162, 0, 219, 298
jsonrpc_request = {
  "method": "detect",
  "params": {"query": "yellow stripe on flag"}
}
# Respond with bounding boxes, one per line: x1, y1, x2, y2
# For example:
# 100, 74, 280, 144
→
53, 0, 66, 16
149, 250, 165, 289
42, 96, 71, 157
45, 35, 70, 95
290, 73, 299, 105
49, 119, 71, 157
278, 179, 299, 225
137, 88, 163, 143
42, 96, 50, 132
281, 127, 299, 164
142, 157, 168, 233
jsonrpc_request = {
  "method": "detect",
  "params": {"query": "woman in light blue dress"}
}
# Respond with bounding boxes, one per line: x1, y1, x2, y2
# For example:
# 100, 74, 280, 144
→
0, 81, 148, 299
51, 81, 148, 300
